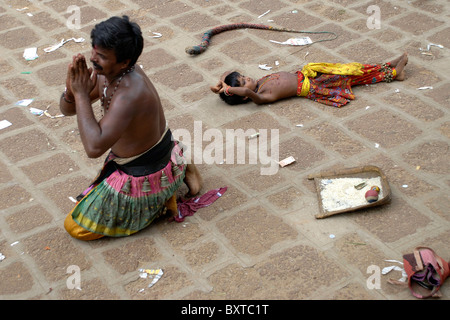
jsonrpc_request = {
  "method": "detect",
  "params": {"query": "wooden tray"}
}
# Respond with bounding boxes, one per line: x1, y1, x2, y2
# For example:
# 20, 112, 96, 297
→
307, 165, 391, 219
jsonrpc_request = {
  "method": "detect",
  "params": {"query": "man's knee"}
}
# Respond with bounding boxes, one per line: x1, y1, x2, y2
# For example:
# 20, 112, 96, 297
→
64, 213, 104, 241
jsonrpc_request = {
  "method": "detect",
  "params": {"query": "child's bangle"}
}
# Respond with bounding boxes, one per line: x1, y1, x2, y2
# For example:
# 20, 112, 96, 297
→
224, 87, 233, 97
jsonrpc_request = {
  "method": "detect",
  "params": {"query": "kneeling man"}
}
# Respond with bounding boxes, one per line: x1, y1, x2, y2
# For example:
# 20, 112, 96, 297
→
60, 16, 202, 240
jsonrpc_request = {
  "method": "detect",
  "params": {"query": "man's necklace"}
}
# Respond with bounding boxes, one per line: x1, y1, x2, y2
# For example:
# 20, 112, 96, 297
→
101, 65, 135, 111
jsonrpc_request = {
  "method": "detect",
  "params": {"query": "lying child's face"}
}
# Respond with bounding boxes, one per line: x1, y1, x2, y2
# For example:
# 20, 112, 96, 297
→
237, 74, 258, 91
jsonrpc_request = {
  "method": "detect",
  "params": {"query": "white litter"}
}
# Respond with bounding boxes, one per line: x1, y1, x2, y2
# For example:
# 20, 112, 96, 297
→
0, 120, 12, 130
0, 253, 5, 262
15, 99, 34, 107
259, 64, 272, 71
417, 86, 433, 90
44, 110, 64, 119
138, 268, 164, 291
44, 38, 85, 53
151, 32, 162, 38
374, 143, 380, 148
29, 107, 44, 116
23, 47, 38, 61
382, 259, 407, 282
278, 156, 295, 167
385, 259, 403, 264
10, 241, 19, 246
296, 124, 304, 127
270, 37, 312, 46
258, 10, 270, 19
427, 43, 444, 51
69, 197, 77, 203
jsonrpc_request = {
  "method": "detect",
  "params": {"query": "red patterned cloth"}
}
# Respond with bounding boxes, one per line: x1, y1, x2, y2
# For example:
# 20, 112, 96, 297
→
174, 187, 228, 222
301, 63, 395, 107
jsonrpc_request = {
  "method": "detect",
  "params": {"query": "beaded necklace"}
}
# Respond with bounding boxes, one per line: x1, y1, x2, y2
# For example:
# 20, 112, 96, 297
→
256, 73, 280, 93
101, 65, 135, 111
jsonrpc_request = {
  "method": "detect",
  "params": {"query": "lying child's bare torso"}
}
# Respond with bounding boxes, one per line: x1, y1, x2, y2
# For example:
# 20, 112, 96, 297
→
256, 71, 299, 101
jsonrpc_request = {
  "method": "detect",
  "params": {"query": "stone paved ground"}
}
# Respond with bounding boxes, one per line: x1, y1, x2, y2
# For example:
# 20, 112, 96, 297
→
0, 0, 449, 302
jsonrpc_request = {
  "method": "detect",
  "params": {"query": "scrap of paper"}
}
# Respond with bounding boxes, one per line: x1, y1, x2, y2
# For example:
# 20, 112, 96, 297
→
270, 37, 312, 46
150, 32, 162, 38
138, 268, 164, 292
15, 99, 34, 106
417, 86, 433, 90
29, 107, 44, 116
382, 259, 407, 282
258, 10, 270, 19
259, 64, 272, 70
0, 120, 12, 130
427, 43, 443, 51
278, 156, 295, 167
44, 38, 85, 53
23, 47, 38, 60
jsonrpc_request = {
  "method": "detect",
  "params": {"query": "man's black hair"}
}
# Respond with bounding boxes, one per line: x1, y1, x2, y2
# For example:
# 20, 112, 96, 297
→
219, 71, 251, 105
91, 15, 143, 67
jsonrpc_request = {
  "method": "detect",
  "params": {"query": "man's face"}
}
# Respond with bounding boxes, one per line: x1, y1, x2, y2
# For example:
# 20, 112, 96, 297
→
90, 45, 121, 76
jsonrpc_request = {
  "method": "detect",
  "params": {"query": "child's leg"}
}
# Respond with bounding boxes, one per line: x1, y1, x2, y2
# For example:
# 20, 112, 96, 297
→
349, 53, 407, 86
392, 53, 408, 81
348, 63, 396, 86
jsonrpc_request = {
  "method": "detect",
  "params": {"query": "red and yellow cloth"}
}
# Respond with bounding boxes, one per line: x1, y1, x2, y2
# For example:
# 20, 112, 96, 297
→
297, 62, 396, 107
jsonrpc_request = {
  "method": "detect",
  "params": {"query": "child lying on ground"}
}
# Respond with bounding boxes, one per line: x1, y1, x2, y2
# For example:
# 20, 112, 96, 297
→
211, 53, 408, 107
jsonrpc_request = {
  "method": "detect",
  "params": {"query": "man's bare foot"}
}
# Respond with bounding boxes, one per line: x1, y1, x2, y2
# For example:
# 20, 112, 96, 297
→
395, 53, 408, 81
184, 164, 203, 197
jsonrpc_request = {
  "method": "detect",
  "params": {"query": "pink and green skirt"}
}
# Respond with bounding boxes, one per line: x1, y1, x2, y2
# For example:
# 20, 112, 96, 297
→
70, 135, 186, 237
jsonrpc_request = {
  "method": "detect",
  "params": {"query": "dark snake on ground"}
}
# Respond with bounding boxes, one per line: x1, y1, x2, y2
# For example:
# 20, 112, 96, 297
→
185, 23, 338, 55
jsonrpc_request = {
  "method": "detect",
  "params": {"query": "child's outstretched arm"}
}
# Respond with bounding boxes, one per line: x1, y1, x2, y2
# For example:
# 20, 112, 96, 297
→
210, 80, 275, 105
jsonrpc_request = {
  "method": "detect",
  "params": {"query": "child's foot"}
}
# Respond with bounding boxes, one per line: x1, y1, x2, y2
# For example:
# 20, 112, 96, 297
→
389, 52, 408, 68
183, 164, 203, 197
395, 53, 408, 81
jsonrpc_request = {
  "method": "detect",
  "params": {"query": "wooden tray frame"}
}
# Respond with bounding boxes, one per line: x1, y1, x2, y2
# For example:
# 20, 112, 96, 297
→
307, 165, 391, 219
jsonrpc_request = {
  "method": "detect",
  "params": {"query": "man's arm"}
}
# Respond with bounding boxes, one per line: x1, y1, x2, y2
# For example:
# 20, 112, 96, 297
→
60, 87, 76, 116
74, 89, 136, 158
70, 55, 136, 158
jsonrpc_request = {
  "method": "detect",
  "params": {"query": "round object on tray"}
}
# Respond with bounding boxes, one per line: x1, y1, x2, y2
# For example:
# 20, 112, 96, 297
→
365, 189, 379, 203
